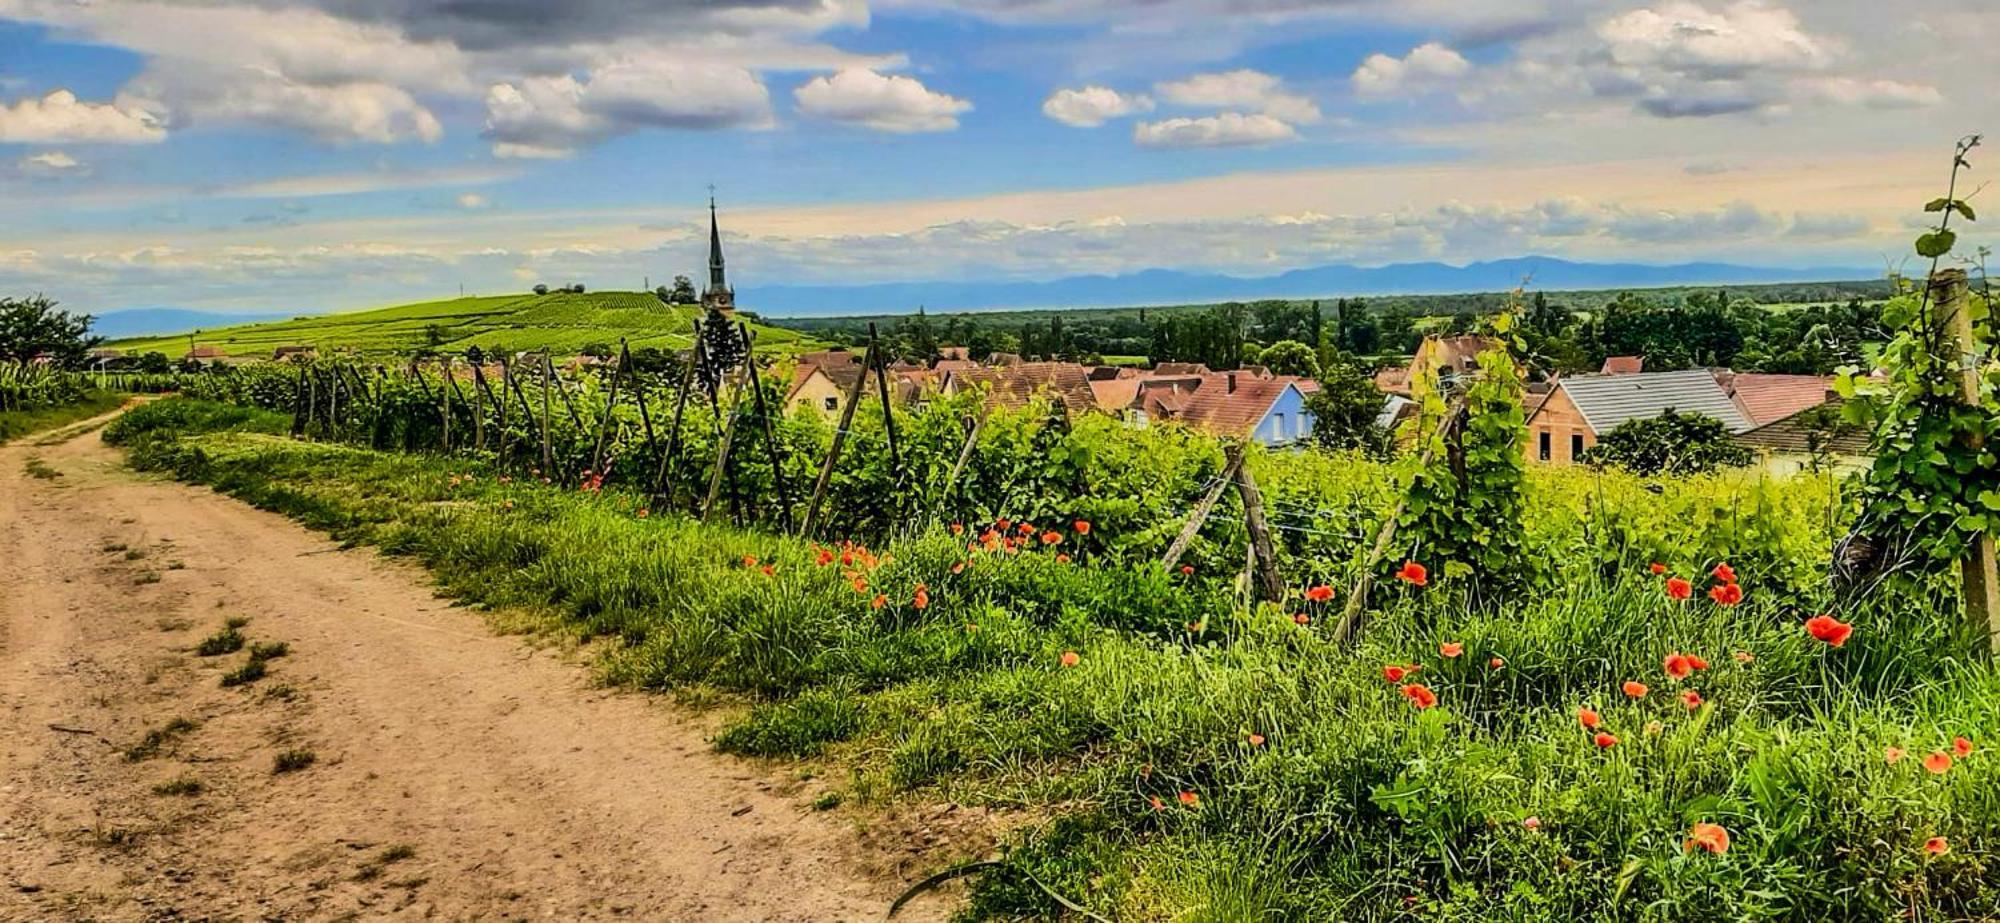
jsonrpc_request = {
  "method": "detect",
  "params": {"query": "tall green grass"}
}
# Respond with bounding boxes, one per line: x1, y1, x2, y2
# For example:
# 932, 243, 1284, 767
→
108, 398, 1998, 921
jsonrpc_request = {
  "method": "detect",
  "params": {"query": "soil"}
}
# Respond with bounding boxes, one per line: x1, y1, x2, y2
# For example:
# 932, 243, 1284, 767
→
0, 410, 960, 922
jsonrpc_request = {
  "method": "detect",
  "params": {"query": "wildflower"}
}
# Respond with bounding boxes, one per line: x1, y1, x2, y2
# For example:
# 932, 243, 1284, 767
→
742, 555, 758, 568
1383, 664, 1410, 683
1293, 613, 1311, 625
913, 584, 930, 610
1665, 577, 1692, 600
1305, 585, 1334, 603
1060, 651, 1080, 668
870, 594, 887, 610
1440, 642, 1464, 658
1041, 531, 1063, 546
1734, 651, 1755, 664
1056, 553, 1071, 564
1925, 836, 1950, 856
1578, 707, 1602, 730
816, 548, 835, 567
1178, 790, 1199, 808
996, 518, 1012, 530
1622, 681, 1649, 698
1490, 656, 1505, 670
951, 523, 964, 535
1664, 653, 1694, 681
1399, 683, 1438, 709
1019, 522, 1035, 535
1593, 732, 1618, 749
1180, 565, 1195, 575
636, 508, 649, 519
1707, 582, 1743, 606
851, 577, 869, 595
1396, 561, 1428, 586
1925, 752, 1953, 774
1247, 733, 1266, 747
759, 565, 774, 577
950, 561, 966, 575
1644, 720, 1663, 736
1804, 614, 1854, 647
1522, 816, 1541, 830
1685, 823, 1730, 855
1687, 654, 1710, 671
503, 500, 514, 510
1955, 736, 1974, 758
1680, 689, 1702, 710
1074, 520, 1091, 535
1886, 746, 1906, 765
1149, 796, 1165, 812
1711, 562, 1738, 584
1649, 562, 1667, 575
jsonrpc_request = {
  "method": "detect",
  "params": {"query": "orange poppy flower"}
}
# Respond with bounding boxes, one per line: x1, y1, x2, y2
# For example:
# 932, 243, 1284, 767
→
1522, 816, 1541, 830
1247, 733, 1266, 747
913, 585, 930, 609
996, 518, 1012, 530
1440, 642, 1464, 658
1885, 746, 1906, 764
1711, 562, 1737, 584
1293, 613, 1310, 625
1149, 795, 1165, 812
1685, 822, 1730, 854
950, 561, 965, 575
1400, 683, 1438, 709
1708, 582, 1743, 606
1041, 531, 1063, 546
1180, 564, 1195, 575
1018, 522, 1035, 535
1925, 752, 1953, 774
951, 523, 964, 535
1593, 732, 1618, 749
1665, 577, 1692, 600
1804, 614, 1854, 647
1925, 836, 1950, 856
1305, 585, 1335, 603
1664, 653, 1693, 681
760, 565, 774, 577
816, 548, 835, 567
1680, 689, 1702, 710
851, 577, 869, 595
1178, 790, 1199, 808
1733, 650, 1754, 663
1578, 707, 1602, 730
1622, 681, 1649, 698
1955, 736, 1974, 757
1060, 651, 1081, 668
636, 508, 649, 519
742, 555, 758, 568
1687, 654, 1710, 671
1649, 562, 1667, 575
1056, 553, 1071, 564
1074, 520, 1091, 535
1383, 664, 1409, 683
1396, 561, 1428, 586
1490, 656, 1505, 670
870, 594, 887, 610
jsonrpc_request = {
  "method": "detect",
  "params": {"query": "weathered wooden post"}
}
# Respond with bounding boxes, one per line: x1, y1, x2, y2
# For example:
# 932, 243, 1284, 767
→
591, 339, 627, 477
738, 324, 795, 532
539, 355, 553, 474
1230, 445, 1284, 604
653, 338, 698, 506
701, 355, 752, 522
800, 336, 875, 539
869, 322, 903, 485
1936, 269, 2000, 650
1161, 445, 1246, 571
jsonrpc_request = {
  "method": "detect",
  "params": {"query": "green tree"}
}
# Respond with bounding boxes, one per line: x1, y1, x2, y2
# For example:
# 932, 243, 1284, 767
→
1305, 359, 1387, 454
1582, 409, 1754, 476
1258, 339, 1320, 378
670, 275, 697, 304
0, 295, 102, 367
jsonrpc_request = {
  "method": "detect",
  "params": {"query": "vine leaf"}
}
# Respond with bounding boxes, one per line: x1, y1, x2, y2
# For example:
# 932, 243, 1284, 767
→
1916, 229, 1958, 259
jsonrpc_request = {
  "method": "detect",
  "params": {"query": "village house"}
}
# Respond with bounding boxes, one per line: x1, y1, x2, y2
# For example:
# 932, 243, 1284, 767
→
1373, 335, 1499, 396
1525, 368, 1752, 465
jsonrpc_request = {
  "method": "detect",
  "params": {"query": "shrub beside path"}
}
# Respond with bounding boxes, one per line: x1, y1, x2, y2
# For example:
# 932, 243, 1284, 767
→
0, 409, 947, 921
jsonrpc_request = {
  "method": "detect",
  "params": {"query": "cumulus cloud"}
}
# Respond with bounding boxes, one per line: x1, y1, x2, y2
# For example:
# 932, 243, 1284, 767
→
1351, 42, 1472, 97
1042, 85, 1154, 127
1154, 69, 1321, 124
1133, 112, 1297, 149
0, 90, 166, 144
794, 69, 971, 132
485, 61, 774, 157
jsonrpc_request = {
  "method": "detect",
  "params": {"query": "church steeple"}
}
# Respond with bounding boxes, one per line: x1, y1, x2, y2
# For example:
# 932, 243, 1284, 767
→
701, 191, 734, 313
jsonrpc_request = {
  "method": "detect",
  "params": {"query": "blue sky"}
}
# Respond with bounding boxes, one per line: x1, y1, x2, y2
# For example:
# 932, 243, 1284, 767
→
0, 0, 1992, 315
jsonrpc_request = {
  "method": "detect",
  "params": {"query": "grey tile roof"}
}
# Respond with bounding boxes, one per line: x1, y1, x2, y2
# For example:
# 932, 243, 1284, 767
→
1558, 369, 1753, 435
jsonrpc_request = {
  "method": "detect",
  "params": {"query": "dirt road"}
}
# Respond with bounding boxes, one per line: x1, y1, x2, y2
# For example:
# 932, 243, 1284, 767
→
0, 414, 951, 921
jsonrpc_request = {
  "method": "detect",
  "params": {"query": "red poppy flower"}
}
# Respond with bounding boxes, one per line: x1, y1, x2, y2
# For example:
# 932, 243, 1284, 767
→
1149, 795, 1165, 812
1383, 664, 1409, 683
1019, 522, 1035, 535
760, 565, 774, 577
1180, 564, 1195, 575
1056, 553, 1071, 564
1396, 561, 1428, 586
1622, 681, 1649, 698
1885, 746, 1906, 764
1680, 689, 1702, 710
870, 593, 887, 610
1925, 836, 1950, 856
951, 523, 964, 536
1708, 582, 1743, 606
1305, 585, 1335, 603
1665, 577, 1692, 600
742, 555, 758, 568
996, 518, 1012, 530
1804, 614, 1854, 647
1074, 520, 1091, 535
1955, 736, 1974, 757
1593, 732, 1618, 749
1664, 653, 1693, 681
1060, 650, 1080, 668
1400, 683, 1438, 709
1490, 656, 1505, 670
1685, 823, 1730, 854
1579, 707, 1602, 730
1293, 613, 1310, 625
1925, 752, 1953, 774
636, 508, 649, 519
1712, 562, 1738, 584
1247, 733, 1266, 747
1687, 654, 1710, 671
1649, 562, 1667, 575
816, 548, 835, 567
1440, 642, 1464, 658
913, 585, 930, 610
1041, 531, 1063, 545
1178, 790, 1199, 808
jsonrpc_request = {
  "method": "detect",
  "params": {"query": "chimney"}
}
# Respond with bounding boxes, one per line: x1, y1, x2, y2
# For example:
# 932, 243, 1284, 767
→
1227, 372, 1237, 394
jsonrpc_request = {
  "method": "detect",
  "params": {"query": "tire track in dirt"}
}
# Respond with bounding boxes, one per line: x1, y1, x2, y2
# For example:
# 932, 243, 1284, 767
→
0, 413, 954, 921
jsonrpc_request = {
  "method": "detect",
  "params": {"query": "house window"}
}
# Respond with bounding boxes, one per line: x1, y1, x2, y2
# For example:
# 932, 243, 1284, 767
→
1538, 431, 1551, 461
1570, 433, 1585, 460
1271, 413, 1285, 440
823, 396, 838, 411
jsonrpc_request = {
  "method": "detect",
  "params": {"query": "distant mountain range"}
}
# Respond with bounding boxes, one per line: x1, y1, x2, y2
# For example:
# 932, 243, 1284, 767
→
742, 256, 1878, 317
91, 308, 291, 339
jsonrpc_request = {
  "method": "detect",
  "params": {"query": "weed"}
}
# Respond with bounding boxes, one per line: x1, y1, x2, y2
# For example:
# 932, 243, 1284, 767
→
156, 617, 191, 632
124, 717, 198, 762
811, 791, 844, 811
262, 683, 299, 702
151, 776, 203, 797
220, 659, 267, 687
166, 560, 186, 570
23, 457, 60, 480
249, 641, 289, 661
194, 626, 244, 656
101, 542, 127, 553
123, 548, 146, 561
131, 571, 160, 585
224, 616, 250, 630
272, 748, 316, 774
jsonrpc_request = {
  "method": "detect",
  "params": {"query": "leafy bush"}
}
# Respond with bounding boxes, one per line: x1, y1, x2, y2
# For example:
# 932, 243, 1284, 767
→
1583, 408, 1755, 476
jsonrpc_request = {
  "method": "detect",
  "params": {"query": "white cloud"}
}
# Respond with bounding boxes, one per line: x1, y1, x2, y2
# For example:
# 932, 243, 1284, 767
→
0, 90, 166, 144
1042, 86, 1153, 127
457, 193, 490, 210
794, 69, 971, 132
485, 61, 774, 157
16, 150, 88, 178
1133, 112, 1297, 149
1796, 77, 1942, 110
1597, 1, 1828, 81
1154, 69, 1321, 125
1352, 42, 1472, 97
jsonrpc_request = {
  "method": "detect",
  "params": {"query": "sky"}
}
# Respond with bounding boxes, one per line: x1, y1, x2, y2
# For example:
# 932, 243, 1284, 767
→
0, 0, 1994, 316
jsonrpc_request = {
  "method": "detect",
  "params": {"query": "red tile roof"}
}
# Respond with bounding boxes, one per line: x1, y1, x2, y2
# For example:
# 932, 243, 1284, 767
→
945, 362, 1099, 413
1601, 356, 1644, 375
1726, 373, 1835, 427
1171, 374, 1305, 439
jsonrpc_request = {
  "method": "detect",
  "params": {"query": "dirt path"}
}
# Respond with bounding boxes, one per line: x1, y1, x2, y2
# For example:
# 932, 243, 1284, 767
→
0, 414, 954, 921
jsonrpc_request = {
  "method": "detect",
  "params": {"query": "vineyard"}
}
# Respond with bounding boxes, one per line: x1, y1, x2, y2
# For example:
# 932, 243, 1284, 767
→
92, 251, 1999, 920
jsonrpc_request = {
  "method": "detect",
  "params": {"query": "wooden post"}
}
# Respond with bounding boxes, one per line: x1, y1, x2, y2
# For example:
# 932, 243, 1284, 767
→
1936, 269, 2000, 650
547, 354, 584, 432
701, 357, 752, 521
653, 345, 697, 504
539, 356, 553, 474
800, 350, 873, 539
939, 409, 989, 522
1161, 446, 1246, 571
591, 339, 627, 477
438, 359, 452, 452
290, 362, 308, 438
869, 322, 903, 484
1231, 448, 1284, 604
446, 366, 473, 452
739, 324, 795, 532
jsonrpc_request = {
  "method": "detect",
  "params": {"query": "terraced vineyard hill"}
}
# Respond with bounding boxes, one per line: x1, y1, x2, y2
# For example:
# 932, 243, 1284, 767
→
109, 291, 820, 358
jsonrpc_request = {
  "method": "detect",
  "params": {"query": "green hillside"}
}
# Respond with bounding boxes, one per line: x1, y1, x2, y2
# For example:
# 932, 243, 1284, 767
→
110, 291, 819, 359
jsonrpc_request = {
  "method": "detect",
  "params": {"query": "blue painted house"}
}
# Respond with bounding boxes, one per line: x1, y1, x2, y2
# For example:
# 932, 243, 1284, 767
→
1168, 373, 1317, 447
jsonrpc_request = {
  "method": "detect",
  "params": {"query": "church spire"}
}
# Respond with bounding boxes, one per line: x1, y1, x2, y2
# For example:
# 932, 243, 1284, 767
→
701, 190, 735, 313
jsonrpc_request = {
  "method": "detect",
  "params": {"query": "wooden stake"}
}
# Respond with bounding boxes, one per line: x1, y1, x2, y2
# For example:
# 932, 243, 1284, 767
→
653, 340, 697, 505
539, 356, 553, 474
591, 339, 626, 477
439, 358, 451, 452
1161, 445, 1246, 571
1936, 269, 2000, 651
739, 323, 795, 532
446, 366, 473, 451
290, 362, 307, 438
1231, 449, 1284, 604
701, 356, 752, 521
939, 409, 989, 523
869, 322, 902, 485
800, 344, 874, 539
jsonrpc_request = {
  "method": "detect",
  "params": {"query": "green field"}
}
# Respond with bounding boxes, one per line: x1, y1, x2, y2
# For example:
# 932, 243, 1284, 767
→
110, 291, 819, 359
